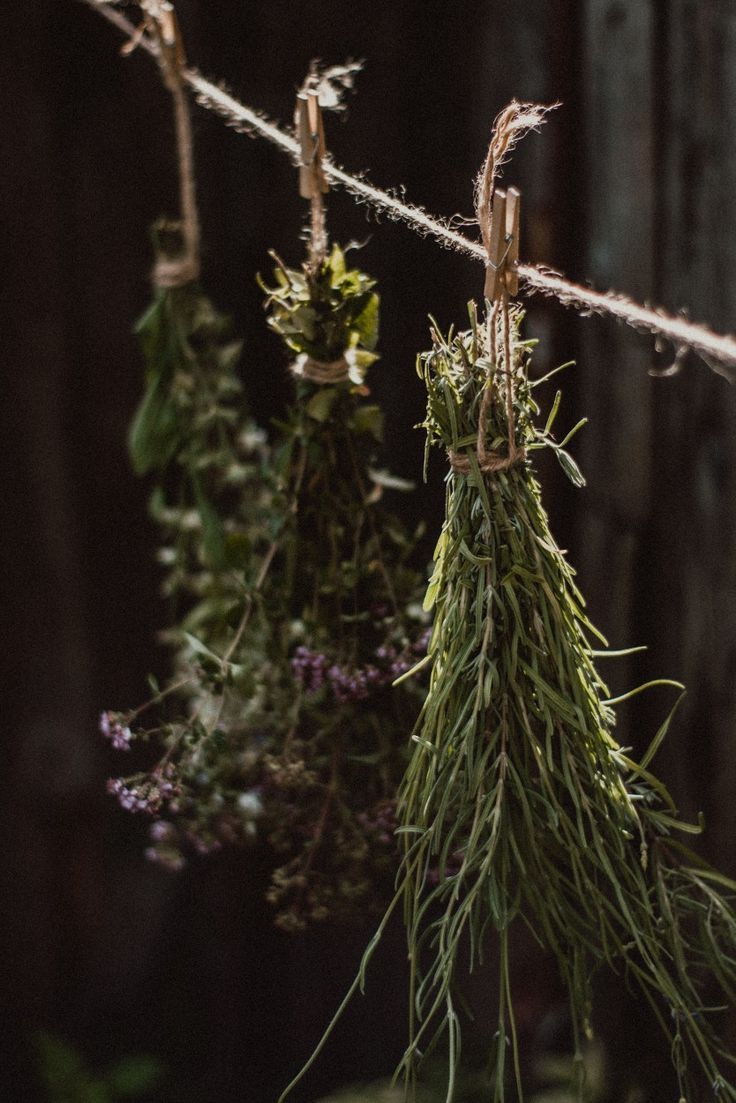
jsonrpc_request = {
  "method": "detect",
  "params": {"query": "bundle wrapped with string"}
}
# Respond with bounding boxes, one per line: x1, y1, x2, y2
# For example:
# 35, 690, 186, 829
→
241, 71, 429, 928
396, 104, 736, 1103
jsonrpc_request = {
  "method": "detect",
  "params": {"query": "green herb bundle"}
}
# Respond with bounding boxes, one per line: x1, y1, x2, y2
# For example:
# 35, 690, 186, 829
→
249, 244, 428, 928
129, 221, 270, 588
392, 302, 736, 1101
107, 239, 428, 930
103, 222, 275, 859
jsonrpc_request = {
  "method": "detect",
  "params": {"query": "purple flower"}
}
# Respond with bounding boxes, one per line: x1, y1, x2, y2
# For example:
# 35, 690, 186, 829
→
99, 711, 132, 752
106, 778, 150, 813
291, 647, 329, 693
106, 768, 180, 816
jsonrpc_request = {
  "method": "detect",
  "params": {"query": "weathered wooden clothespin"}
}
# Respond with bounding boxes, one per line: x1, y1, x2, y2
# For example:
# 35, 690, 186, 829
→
296, 90, 329, 200
484, 185, 521, 302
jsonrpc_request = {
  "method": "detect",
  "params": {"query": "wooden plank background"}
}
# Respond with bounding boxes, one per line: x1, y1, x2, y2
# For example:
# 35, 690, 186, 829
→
0, 1, 734, 1099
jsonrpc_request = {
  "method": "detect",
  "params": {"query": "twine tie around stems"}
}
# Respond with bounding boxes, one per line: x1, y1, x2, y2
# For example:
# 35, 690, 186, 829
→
290, 355, 351, 385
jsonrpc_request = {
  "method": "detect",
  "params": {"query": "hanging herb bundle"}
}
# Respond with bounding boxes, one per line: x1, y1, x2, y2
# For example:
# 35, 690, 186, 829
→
102, 4, 278, 864
281, 104, 736, 1103
248, 240, 428, 928
129, 220, 270, 584
243, 72, 428, 927
106, 64, 428, 929
398, 300, 736, 1102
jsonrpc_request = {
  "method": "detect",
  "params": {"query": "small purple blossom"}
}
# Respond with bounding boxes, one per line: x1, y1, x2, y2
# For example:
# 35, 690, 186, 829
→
106, 768, 180, 816
357, 800, 398, 849
328, 664, 370, 704
106, 778, 150, 813
150, 820, 175, 842
99, 711, 132, 752
290, 629, 429, 706
291, 646, 329, 693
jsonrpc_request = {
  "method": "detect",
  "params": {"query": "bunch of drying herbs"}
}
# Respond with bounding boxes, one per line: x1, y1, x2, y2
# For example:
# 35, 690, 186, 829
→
103, 220, 274, 857
387, 303, 736, 1102
105, 238, 428, 929
247, 242, 428, 928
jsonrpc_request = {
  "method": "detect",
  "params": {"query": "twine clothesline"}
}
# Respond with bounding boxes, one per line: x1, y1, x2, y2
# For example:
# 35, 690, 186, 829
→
83, 0, 736, 380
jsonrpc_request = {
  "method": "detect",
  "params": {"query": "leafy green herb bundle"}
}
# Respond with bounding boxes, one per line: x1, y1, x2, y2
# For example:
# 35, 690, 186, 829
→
129, 221, 270, 583
250, 243, 428, 928
106, 238, 428, 930
392, 302, 736, 1102
103, 222, 275, 859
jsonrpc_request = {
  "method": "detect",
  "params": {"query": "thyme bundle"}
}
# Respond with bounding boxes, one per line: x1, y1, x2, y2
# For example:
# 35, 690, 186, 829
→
106, 239, 428, 929
104, 222, 274, 858
392, 302, 736, 1101
249, 244, 428, 928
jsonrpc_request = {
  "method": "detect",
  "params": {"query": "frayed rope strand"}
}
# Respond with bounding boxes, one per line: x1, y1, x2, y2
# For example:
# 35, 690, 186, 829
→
83, 0, 736, 378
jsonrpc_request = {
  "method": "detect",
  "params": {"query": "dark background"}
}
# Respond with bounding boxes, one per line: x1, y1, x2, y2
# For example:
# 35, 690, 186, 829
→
2, 1, 736, 1100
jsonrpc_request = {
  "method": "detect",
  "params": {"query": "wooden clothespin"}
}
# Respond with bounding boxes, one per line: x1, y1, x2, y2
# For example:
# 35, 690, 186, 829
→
296, 90, 329, 200
484, 185, 521, 302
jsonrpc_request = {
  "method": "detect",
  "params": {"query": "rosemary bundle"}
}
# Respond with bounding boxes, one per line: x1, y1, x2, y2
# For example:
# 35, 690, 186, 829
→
392, 302, 736, 1102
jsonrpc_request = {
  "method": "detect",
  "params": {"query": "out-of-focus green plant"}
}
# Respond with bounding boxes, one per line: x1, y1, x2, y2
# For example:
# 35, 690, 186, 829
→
35, 1033, 163, 1103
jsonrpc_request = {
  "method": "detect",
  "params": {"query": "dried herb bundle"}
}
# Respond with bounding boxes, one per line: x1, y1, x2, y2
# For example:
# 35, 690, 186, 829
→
129, 221, 270, 584
106, 240, 428, 929
280, 301, 736, 1102
249, 244, 428, 928
392, 303, 736, 1101
104, 223, 274, 857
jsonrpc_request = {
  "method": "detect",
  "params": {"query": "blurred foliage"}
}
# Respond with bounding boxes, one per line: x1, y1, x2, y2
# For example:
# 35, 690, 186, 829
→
35, 1033, 163, 1103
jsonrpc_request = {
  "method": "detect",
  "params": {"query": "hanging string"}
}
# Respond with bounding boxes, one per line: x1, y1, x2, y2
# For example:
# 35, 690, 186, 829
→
131, 2, 200, 286
83, 0, 736, 378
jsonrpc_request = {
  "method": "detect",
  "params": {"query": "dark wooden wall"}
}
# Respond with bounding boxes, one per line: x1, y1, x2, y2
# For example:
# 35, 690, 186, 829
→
1, 1, 734, 1100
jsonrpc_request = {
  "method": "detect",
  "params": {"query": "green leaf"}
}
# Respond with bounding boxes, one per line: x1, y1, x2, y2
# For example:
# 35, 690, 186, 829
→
350, 404, 384, 442
128, 376, 181, 476
306, 387, 339, 423
640, 690, 685, 769
351, 291, 380, 351
223, 531, 252, 569
554, 446, 586, 488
